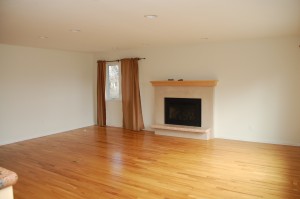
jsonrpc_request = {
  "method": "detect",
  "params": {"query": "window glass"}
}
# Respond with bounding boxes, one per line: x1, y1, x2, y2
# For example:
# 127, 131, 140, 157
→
106, 64, 121, 100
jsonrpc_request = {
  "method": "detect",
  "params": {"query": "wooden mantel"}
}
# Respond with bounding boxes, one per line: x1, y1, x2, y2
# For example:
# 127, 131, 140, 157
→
151, 80, 218, 87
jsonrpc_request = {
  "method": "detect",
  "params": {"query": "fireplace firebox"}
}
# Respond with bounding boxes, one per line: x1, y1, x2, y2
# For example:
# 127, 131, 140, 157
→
164, 98, 201, 127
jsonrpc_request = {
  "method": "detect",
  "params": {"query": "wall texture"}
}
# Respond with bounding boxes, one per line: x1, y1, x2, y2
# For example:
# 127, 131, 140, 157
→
0, 44, 95, 145
96, 37, 300, 145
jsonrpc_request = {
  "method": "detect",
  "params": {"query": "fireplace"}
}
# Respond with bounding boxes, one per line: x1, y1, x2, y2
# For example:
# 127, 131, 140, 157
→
151, 80, 217, 140
164, 97, 201, 127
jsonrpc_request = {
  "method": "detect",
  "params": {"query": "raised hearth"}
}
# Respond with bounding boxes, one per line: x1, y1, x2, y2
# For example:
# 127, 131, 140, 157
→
151, 124, 210, 140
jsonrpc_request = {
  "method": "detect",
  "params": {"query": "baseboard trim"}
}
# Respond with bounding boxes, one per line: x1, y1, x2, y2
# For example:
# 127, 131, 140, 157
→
215, 136, 300, 147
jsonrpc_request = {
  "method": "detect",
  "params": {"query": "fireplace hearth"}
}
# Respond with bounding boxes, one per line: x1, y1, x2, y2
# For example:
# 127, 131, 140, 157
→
165, 98, 201, 127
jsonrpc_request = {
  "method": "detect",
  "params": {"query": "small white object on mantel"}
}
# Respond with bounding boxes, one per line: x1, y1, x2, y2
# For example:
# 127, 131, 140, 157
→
151, 124, 211, 140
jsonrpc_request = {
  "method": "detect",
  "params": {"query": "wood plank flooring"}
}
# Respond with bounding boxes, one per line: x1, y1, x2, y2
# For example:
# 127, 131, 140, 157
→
0, 126, 300, 199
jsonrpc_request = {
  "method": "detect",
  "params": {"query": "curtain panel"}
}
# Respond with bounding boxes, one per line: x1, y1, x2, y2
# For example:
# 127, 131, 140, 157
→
121, 58, 145, 131
97, 60, 106, 126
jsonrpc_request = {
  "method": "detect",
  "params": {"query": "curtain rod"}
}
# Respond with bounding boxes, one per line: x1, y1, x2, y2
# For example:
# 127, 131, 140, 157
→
98, 58, 146, 63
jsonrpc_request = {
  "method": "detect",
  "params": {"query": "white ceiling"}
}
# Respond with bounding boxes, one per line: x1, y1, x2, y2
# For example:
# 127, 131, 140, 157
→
1, 0, 300, 53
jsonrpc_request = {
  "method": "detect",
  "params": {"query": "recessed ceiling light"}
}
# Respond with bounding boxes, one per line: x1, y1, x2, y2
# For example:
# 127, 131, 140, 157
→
144, 15, 158, 19
39, 36, 48, 39
70, 29, 81, 33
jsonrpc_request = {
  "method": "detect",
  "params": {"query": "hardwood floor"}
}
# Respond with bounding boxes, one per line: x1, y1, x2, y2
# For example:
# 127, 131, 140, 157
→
0, 126, 300, 199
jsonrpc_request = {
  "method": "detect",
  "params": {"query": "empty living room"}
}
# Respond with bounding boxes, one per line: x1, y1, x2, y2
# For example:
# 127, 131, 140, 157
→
0, 0, 300, 198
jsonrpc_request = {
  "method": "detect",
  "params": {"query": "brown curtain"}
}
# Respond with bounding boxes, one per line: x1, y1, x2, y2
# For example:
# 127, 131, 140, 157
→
97, 61, 106, 126
121, 58, 145, 131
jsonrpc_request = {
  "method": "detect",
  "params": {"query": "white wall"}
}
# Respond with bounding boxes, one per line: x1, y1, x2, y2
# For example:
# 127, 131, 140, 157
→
96, 37, 300, 145
0, 44, 95, 145
106, 100, 123, 127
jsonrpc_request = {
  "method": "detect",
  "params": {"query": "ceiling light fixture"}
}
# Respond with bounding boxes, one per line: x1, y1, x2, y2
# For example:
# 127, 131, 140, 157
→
39, 36, 48, 39
70, 29, 81, 33
144, 15, 158, 19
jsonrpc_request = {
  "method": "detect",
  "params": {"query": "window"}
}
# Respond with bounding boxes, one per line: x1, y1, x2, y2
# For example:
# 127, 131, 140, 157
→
106, 64, 121, 100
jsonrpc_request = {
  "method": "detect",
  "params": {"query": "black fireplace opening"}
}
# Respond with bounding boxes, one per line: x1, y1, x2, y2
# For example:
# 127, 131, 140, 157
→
164, 97, 202, 127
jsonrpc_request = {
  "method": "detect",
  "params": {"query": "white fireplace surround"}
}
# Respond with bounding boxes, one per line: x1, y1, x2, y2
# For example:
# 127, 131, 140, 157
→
151, 80, 217, 140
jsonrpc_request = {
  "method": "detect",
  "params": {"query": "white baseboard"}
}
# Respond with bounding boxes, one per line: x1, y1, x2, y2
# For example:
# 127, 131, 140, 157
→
215, 135, 300, 146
